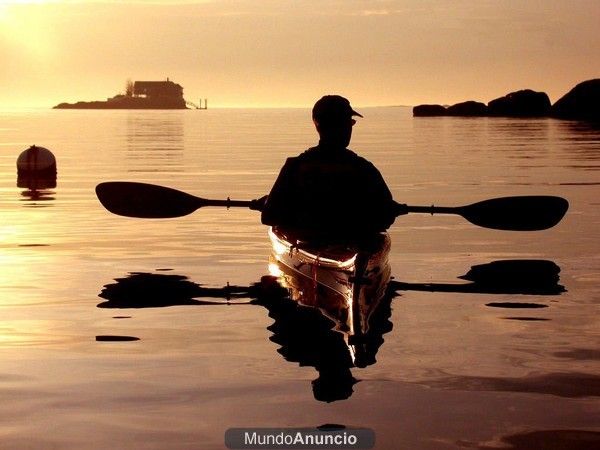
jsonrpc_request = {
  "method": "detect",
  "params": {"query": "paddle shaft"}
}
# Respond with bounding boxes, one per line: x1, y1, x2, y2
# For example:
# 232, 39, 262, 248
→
202, 200, 461, 219
203, 198, 254, 209
201, 200, 459, 216
406, 205, 458, 215
198, 200, 456, 214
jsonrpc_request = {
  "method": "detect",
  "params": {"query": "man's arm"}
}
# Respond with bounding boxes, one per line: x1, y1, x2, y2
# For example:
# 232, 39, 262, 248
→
260, 158, 297, 226
365, 161, 399, 230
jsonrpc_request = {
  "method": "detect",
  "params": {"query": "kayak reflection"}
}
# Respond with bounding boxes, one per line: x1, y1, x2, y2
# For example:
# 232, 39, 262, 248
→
97, 252, 564, 402
265, 228, 395, 401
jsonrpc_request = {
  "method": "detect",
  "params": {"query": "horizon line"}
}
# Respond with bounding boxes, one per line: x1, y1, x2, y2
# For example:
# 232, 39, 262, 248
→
0, 104, 415, 110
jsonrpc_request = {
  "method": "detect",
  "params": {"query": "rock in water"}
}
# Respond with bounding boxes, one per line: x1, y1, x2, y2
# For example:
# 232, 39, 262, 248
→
488, 89, 551, 117
413, 104, 448, 116
447, 101, 488, 116
552, 78, 600, 121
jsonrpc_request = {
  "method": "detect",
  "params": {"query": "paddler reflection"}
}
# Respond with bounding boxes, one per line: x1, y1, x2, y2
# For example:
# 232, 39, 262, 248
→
98, 246, 395, 403
98, 257, 563, 402
263, 229, 394, 402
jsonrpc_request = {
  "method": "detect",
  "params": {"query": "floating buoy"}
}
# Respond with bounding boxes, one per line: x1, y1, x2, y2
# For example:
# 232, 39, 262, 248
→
17, 145, 57, 176
16, 145, 57, 190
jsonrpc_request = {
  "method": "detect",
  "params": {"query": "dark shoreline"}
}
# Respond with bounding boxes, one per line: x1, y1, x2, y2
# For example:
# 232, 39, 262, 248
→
54, 96, 188, 110
54, 79, 189, 109
413, 78, 599, 121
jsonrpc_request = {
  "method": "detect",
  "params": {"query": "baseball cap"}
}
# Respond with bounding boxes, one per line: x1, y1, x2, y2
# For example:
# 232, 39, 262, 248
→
312, 95, 363, 126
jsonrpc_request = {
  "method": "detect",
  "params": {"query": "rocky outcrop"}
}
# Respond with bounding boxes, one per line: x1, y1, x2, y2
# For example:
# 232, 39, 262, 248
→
412, 79, 599, 120
447, 101, 488, 116
413, 104, 448, 116
413, 100, 488, 117
551, 79, 600, 120
487, 90, 551, 117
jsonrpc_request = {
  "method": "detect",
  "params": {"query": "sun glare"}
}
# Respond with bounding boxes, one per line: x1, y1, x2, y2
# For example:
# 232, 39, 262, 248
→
0, 2, 56, 60
0, 0, 49, 15
0, 0, 52, 4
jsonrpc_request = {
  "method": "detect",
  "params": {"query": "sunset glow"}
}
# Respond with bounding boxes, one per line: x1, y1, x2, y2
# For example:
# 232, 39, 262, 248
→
0, 3, 56, 62
1, 0, 599, 108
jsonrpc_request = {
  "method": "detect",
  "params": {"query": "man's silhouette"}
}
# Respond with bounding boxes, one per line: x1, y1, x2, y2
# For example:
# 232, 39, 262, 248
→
261, 95, 400, 238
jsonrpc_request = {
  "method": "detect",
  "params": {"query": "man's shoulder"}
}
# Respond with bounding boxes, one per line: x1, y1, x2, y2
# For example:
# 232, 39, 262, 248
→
297, 146, 320, 159
297, 146, 366, 162
346, 149, 372, 164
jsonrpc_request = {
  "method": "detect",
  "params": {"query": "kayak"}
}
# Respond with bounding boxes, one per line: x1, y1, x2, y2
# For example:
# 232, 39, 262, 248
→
267, 227, 392, 359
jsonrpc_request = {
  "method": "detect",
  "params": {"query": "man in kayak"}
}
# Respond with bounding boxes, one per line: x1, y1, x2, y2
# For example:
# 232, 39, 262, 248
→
261, 95, 401, 238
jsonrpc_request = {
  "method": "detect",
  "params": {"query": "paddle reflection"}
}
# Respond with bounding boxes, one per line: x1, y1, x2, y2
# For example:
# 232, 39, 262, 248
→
98, 272, 254, 308
392, 259, 565, 296
97, 258, 564, 402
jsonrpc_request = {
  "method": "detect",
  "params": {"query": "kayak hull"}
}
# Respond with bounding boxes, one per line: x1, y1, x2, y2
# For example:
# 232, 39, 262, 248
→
267, 227, 392, 339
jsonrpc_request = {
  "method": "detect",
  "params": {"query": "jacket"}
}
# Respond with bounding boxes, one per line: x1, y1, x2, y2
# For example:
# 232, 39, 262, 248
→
261, 145, 396, 237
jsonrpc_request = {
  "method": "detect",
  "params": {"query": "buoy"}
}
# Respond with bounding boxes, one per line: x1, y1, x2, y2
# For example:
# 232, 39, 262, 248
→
16, 145, 57, 190
17, 145, 57, 176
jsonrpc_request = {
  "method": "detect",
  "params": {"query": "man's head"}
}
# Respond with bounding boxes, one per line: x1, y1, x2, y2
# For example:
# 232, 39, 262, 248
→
312, 95, 363, 127
312, 95, 362, 148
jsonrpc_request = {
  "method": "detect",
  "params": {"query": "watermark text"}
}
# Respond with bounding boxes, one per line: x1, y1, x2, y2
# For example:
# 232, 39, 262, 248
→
225, 427, 375, 449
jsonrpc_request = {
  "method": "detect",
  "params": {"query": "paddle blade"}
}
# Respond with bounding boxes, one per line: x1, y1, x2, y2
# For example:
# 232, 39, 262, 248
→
461, 196, 569, 231
96, 182, 203, 218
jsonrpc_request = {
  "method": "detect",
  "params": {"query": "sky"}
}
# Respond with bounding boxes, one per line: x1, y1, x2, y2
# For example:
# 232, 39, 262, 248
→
0, 0, 599, 108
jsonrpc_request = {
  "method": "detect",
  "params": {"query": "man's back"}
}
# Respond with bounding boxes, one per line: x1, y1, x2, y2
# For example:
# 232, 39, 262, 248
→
261, 145, 395, 237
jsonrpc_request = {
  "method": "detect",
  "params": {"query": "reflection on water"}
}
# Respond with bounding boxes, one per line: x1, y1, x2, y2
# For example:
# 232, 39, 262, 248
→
555, 120, 600, 173
392, 259, 565, 296
258, 279, 394, 403
97, 256, 567, 403
426, 371, 600, 398
503, 316, 550, 321
553, 348, 600, 361
98, 271, 394, 403
95, 335, 140, 342
17, 173, 56, 205
98, 272, 253, 308
475, 429, 600, 450
486, 301, 548, 309
487, 119, 553, 154
125, 112, 185, 173
19, 188, 56, 204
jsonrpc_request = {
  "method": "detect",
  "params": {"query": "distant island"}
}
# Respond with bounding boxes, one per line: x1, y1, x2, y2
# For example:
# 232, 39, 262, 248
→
413, 78, 599, 121
53, 79, 203, 110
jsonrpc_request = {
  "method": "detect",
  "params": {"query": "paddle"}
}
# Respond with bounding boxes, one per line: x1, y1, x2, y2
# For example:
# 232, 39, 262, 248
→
405, 196, 569, 231
95, 181, 568, 231
95, 181, 259, 219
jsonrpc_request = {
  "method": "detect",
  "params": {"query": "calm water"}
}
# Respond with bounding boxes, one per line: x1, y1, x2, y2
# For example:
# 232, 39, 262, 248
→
0, 107, 598, 449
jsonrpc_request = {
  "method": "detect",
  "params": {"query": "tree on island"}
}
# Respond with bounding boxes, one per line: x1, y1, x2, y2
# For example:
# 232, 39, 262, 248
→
125, 79, 134, 97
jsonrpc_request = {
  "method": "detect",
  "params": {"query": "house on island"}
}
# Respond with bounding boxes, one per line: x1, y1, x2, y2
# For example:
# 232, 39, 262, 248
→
132, 79, 184, 101
53, 78, 192, 109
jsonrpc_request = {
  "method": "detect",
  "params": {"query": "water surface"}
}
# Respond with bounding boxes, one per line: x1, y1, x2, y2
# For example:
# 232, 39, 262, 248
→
0, 107, 598, 449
